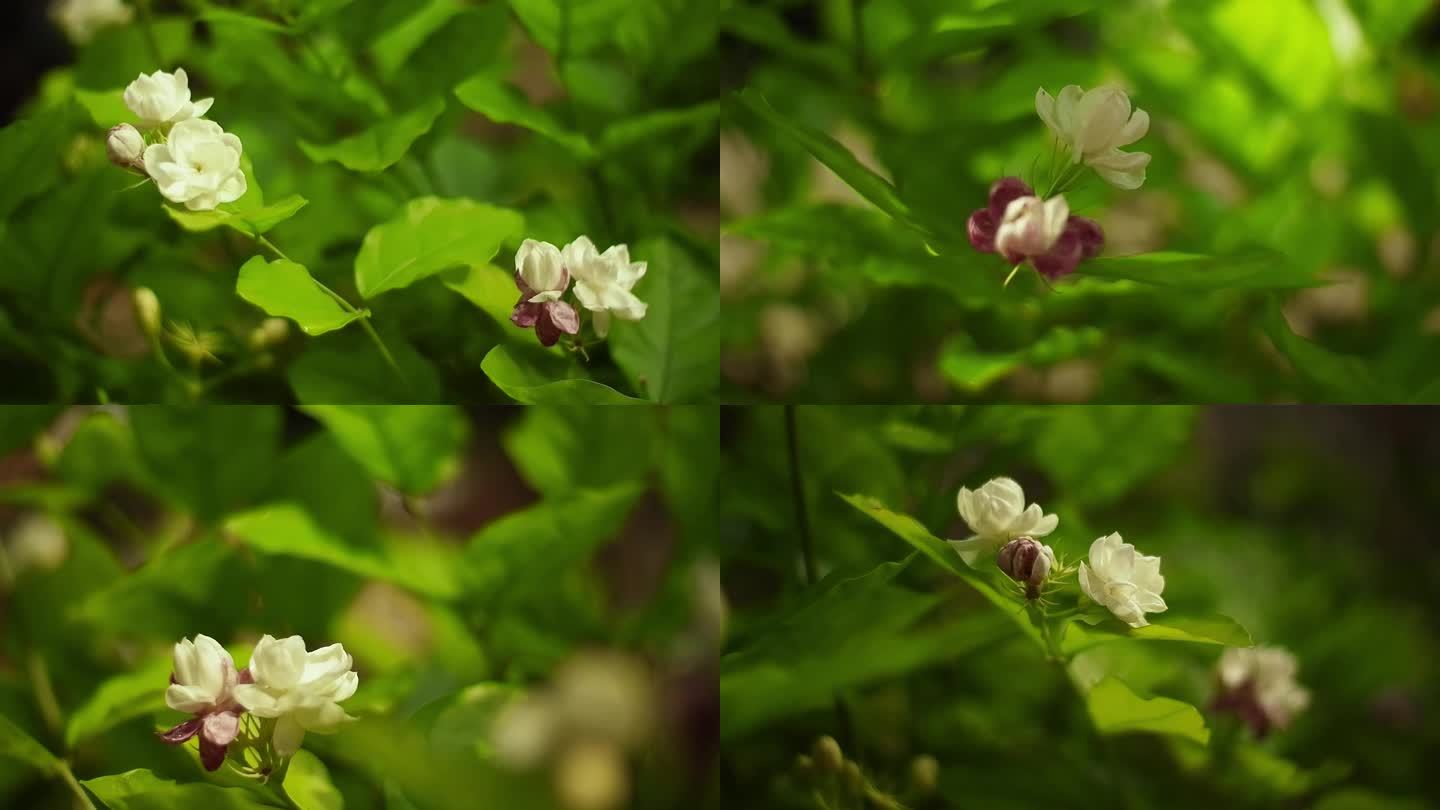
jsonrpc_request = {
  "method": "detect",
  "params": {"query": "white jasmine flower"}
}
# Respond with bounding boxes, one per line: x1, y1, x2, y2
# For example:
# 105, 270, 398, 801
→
143, 118, 247, 211
1036, 85, 1151, 189
1078, 533, 1167, 628
516, 239, 569, 302
158, 635, 244, 771
1215, 646, 1311, 735
124, 68, 214, 130
562, 237, 648, 338
105, 123, 145, 171
994, 195, 1069, 261
948, 477, 1057, 566
232, 635, 358, 757
51, 0, 133, 44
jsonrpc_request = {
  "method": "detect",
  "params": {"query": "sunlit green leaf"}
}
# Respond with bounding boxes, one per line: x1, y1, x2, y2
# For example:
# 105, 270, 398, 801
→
1085, 677, 1210, 745
235, 255, 364, 336
299, 98, 447, 172
353, 196, 524, 299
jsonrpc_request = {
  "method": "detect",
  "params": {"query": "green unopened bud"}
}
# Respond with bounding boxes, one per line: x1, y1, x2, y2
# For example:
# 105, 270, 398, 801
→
812, 736, 843, 771
841, 760, 864, 793
133, 287, 161, 337
794, 754, 813, 772
910, 754, 939, 795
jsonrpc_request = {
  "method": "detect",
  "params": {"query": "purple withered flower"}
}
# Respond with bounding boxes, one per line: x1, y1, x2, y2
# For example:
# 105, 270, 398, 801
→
511, 239, 581, 347
157, 635, 248, 771
967, 176, 1105, 281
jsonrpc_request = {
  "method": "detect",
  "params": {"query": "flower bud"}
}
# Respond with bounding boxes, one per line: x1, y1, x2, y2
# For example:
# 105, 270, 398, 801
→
997, 537, 1054, 598
812, 736, 843, 771
841, 760, 864, 793
909, 754, 939, 795
248, 317, 290, 350
133, 287, 161, 337
106, 123, 145, 171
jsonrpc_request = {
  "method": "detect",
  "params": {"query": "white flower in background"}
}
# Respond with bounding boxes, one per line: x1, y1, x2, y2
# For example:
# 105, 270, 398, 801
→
994, 195, 1070, 261
4, 513, 70, 574
1078, 532, 1167, 628
1216, 646, 1311, 734
51, 0, 133, 44
948, 477, 1057, 566
1036, 85, 1151, 189
562, 237, 648, 338
105, 123, 145, 171
143, 118, 247, 211
158, 635, 244, 771
232, 635, 358, 757
493, 694, 561, 768
124, 68, 214, 129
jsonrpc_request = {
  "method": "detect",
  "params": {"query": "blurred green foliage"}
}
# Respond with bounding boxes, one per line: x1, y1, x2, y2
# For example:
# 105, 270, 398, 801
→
721, 405, 1439, 808
0, 0, 718, 404
721, 0, 1440, 403
0, 404, 719, 810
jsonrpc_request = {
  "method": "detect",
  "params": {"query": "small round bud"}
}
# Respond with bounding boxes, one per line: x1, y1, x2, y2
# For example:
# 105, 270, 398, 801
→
248, 317, 290, 350
106, 124, 145, 171
997, 537, 1053, 597
909, 754, 939, 795
812, 736, 843, 771
794, 754, 813, 772
133, 287, 161, 337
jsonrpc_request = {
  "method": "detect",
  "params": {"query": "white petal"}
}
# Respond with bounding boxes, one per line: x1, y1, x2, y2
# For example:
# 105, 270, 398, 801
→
1035, 87, 1060, 135
165, 684, 213, 714
592, 309, 611, 338
192, 97, 215, 119
947, 536, 986, 567
1077, 562, 1098, 602
562, 235, 600, 272
1040, 195, 1069, 246
272, 714, 306, 757
1090, 149, 1150, 190
1113, 108, 1149, 149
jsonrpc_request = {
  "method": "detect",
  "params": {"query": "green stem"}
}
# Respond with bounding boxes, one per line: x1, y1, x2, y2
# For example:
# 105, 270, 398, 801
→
784, 405, 817, 586
57, 761, 98, 810
252, 233, 407, 387
1003, 263, 1024, 287
849, 0, 867, 76
135, 0, 164, 67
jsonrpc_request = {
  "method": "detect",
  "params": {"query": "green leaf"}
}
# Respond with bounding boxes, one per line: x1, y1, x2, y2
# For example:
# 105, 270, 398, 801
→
938, 342, 1024, 394
733, 89, 928, 235
0, 714, 60, 772
840, 494, 1040, 644
0, 103, 74, 220
282, 751, 343, 810
301, 405, 468, 493
1075, 251, 1314, 290
299, 97, 447, 172
1065, 614, 1253, 654
74, 87, 131, 127
164, 194, 309, 238
481, 345, 646, 403
440, 264, 519, 332
1085, 677, 1210, 745
84, 769, 286, 809
505, 0, 633, 55
1262, 305, 1388, 402
463, 484, 643, 601
599, 101, 719, 153
609, 237, 719, 403
65, 657, 172, 748
502, 405, 658, 495
722, 557, 1012, 739
370, 0, 465, 77
130, 407, 281, 520
453, 75, 594, 158
196, 8, 294, 33
1032, 406, 1195, 507
235, 255, 364, 336
353, 196, 525, 299
287, 329, 445, 403
226, 504, 461, 599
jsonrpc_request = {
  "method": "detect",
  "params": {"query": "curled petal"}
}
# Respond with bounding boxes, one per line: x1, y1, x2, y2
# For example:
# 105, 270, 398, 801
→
1067, 216, 1105, 259
1089, 149, 1151, 190
1031, 231, 1084, 280
510, 300, 542, 329
546, 301, 581, 336
986, 177, 1034, 219
202, 711, 240, 748
199, 731, 228, 771
536, 309, 564, 346
157, 718, 201, 744
967, 208, 997, 253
